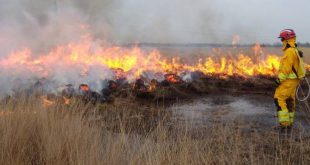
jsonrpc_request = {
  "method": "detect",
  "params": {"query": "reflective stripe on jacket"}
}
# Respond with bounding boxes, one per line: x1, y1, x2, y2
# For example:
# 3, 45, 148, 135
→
278, 47, 300, 81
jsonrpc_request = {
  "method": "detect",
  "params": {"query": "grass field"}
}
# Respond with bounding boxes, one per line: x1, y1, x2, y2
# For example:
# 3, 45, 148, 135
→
1, 96, 310, 165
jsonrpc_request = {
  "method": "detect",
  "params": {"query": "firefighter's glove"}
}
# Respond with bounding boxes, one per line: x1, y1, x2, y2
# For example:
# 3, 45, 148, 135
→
298, 50, 304, 58
275, 79, 281, 86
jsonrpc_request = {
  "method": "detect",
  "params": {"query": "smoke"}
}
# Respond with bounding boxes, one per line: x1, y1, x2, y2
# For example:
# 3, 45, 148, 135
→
0, 0, 226, 53
0, 0, 90, 55
0, 0, 268, 96
105, 0, 220, 43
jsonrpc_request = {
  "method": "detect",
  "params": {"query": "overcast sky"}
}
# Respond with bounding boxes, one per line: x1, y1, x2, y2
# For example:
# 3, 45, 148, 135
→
114, 0, 310, 44
214, 0, 310, 43
0, 0, 309, 47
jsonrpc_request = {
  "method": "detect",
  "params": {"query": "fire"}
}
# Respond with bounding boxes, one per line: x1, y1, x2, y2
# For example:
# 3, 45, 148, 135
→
79, 84, 90, 92
41, 96, 54, 107
63, 96, 71, 105
164, 74, 182, 84
148, 79, 159, 92
0, 36, 301, 88
253, 43, 263, 57
41, 95, 72, 107
232, 35, 240, 46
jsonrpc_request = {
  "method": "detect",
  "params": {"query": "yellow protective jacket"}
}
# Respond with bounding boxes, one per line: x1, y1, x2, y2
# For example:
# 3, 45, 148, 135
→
278, 38, 305, 81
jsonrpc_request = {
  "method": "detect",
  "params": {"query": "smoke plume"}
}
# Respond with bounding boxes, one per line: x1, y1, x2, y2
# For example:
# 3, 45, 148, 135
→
0, 0, 267, 96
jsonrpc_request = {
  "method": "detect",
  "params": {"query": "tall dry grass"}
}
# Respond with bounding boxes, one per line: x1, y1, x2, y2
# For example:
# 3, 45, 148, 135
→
1, 96, 310, 165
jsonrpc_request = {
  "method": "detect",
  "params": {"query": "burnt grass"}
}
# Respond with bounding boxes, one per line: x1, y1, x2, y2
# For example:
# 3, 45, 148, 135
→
92, 75, 291, 134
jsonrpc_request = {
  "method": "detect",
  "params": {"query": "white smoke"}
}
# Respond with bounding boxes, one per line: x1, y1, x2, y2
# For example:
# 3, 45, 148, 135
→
0, 0, 285, 96
0, 0, 224, 54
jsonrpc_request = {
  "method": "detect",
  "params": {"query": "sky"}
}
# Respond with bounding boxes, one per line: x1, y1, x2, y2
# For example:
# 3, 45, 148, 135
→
215, 0, 310, 44
0, 0, 309, 47
109, 0, 310, 44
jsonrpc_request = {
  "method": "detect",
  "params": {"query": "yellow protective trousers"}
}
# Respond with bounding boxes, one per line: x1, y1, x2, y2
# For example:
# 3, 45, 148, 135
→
274, 79, 300, 127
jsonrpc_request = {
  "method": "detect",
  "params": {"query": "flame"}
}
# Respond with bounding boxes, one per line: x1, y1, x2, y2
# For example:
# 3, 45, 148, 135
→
148, 79, 158, 92
63, 96, 71, 105
0, 37, 300, 85
232, 35, 240, 46
253, 43, 263, 57
165, 74, 182, 84
79, 84, 90, 92
41, 96, 54, 107
41, 95, 71, 107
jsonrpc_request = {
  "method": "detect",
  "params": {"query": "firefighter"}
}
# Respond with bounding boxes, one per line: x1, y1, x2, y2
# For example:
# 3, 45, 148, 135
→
274, 29, 306, 129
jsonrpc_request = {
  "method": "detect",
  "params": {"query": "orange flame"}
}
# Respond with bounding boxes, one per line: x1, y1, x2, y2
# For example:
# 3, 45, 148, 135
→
148, 79, 159, 92
79, 84, 90, 92
232, 35, 240, 46
165, 74, 182, 84
63, 96, 71, 105
41, 96, 54, 107
0, 38, 294, 83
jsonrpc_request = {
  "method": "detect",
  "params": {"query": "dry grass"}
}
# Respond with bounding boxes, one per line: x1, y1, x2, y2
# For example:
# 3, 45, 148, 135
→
1, 96, 310, 165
